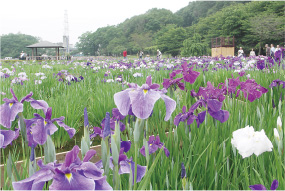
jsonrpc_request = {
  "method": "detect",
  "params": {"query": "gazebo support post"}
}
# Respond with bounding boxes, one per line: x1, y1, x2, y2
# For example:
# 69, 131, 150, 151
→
32, 48, 34, 60
58, 48, 60, 60
35, 48, 37, 60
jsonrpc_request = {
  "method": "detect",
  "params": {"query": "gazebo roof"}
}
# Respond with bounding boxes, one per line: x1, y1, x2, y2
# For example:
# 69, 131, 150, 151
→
26, 41, 64, 48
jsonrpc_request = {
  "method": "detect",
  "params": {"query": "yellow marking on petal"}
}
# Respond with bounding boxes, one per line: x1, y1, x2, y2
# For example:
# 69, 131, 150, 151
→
9, 103, 13, 108
44, 120, 47, 125
143, 89, 148, 94
150, 144, 152, 146
65, 173, 72, 182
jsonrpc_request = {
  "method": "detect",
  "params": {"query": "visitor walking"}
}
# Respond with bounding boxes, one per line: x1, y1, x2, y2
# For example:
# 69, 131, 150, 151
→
157, 49, 162, 60
270, 44, 275, 58
265, 44, 270, 57
250, 49, 256, 56
123, 49, 127, 60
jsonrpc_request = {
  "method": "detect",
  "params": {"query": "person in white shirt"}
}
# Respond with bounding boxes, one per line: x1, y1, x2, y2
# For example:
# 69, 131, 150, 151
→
250, 49, 256, 56
238, 47, 244, 57
270, 44, 275, 57
275, 45, 281, 52
157, 49, 162, 60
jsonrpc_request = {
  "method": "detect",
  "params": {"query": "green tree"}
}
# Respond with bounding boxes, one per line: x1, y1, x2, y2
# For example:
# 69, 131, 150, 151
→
247, 14, 283, 55
181, 33, 208, 57
0, 33, 39, 58
156, 26, 187, 56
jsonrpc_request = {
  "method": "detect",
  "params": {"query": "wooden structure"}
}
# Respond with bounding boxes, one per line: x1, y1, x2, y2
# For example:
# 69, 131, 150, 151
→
211, 37, 235, 57
26, 41, 64, 60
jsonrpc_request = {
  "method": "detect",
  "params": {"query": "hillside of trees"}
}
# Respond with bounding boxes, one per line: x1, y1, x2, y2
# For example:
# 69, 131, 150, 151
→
1, 1, 283, 58
76, 1, 284, 57
0, 33, 39, 59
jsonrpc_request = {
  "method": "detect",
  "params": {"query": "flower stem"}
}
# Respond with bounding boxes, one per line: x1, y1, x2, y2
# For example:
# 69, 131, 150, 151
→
134, 142, 138, 190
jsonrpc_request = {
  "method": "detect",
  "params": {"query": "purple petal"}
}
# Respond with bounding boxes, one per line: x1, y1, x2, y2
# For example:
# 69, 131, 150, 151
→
139, 146, 146, 157
187, 114, 197, 125
121, 141, 131, 153
84, 107, 89, 127
45, 123, 58, 135
146, 75, 152, 86
31, 119, 47, 145
20, 92, 33, 103
103, 112, 111, 138
208, 109, 229, 123
160, 94, 176, 121
63, 145, 80, 168
49, 170, 95, 190
0, 129, 19, 148
12, 168, 53, 190
163, 147, 170, 157
94, 176, 113, 190
270, 180, 278, 190
129, 89, 161, 119
10, 88, 18, 102
80, 162, 104, 180
0, 102, 23, 128
207, 99, 223, 112
55, 120, 76, 139
174, 113, 183, 126
29, 99, 49, 114
249, 184, 267, 190
196, 111, 206, 128
45, 107, 52, 121
149, 144, 159, 154
83, 149, 97, 162
114, 89, 132, 116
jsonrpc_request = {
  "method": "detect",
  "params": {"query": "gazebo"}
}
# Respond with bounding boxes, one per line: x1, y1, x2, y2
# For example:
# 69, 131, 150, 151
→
211, 36, 235, 57
26, 41, 64, 60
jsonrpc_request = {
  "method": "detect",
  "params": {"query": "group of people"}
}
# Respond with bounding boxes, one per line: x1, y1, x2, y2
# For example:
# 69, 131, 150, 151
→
122, 49, 162, 60
238, 44, 282, 58
265, 44, 281, 58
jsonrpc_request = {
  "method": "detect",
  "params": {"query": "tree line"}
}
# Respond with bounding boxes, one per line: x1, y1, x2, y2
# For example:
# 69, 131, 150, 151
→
76, 1, 284, 57
1, 1, 283, 58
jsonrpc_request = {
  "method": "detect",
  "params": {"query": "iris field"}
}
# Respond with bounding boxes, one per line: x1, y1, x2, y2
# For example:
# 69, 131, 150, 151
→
0, 54, 284, 190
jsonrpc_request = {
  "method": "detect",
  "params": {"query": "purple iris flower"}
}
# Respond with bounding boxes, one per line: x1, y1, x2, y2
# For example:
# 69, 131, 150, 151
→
249, 179, 278, 190
162, 70, 185, 90
0, 128, 19, 148
256, 59, 265, 70
140, 135, 170, 157
114, 75, 176, 121
96, 140, 146, 184
181, 62, 200, 84
24, 107, 75, 145
191, 82, 225, 102
13, 145, 112, 190
236, 79, 268, 102
269, 79, 285, 89
0, 89, 33, 128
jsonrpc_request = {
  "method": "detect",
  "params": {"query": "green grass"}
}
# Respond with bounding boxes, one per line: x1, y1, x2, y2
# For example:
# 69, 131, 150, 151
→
0, 58, 284, 190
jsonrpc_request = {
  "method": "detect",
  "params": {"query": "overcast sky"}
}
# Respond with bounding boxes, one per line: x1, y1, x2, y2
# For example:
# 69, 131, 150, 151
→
0, 0, 191, 45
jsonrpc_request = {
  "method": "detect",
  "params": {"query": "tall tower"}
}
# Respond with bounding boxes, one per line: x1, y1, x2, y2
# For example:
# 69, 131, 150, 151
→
63, 10, 69, 54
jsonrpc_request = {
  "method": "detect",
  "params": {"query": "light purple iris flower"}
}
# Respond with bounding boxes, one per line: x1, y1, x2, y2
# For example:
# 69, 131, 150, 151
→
0, 128, 19, 148
114, 75, 176, 121
0, 88, 33, 128
24, 107, 75, 145
13, 145, 112, 190
140, 135, 170, 157
249, 179, 278, 190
